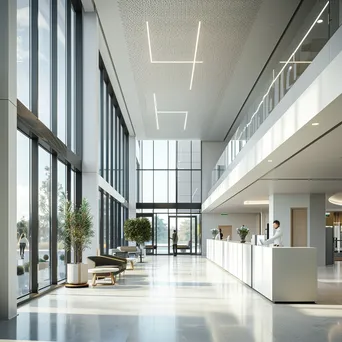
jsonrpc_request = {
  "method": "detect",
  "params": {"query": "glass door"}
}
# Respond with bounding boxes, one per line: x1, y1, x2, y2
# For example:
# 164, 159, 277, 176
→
168, 216, 198, 255
136, 214, 155, 255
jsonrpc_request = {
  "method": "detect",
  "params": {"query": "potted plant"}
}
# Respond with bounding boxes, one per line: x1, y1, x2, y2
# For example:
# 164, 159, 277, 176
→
211, 228, 219, 239
236, 225, 249, 243
124, 218, 152, 263
60, 198, 94, 287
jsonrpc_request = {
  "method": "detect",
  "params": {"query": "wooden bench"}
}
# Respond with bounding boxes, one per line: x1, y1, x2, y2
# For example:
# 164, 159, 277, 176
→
88, 267, 119, 286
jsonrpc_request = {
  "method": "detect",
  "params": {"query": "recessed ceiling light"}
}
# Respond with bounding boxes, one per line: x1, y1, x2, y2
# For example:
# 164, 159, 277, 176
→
312, 122, 319, 126
317, 19, 324, 24
268, 159, 272, 162
244, 200, 269, 205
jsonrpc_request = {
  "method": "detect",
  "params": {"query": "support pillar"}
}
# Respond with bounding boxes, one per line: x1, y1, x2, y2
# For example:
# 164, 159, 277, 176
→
82, 12, 99, 258
0, 0, 17, 320
128, 137, 136, 219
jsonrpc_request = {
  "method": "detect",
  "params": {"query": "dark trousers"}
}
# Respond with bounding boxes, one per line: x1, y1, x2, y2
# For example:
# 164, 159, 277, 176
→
172, 244, 177, 256
20, 243, 26, 258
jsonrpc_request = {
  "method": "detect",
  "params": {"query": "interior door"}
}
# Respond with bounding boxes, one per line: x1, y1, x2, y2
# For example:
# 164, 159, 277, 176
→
168, 216, 197, 254
218, 225, 232, 240
291, 208, 308, 247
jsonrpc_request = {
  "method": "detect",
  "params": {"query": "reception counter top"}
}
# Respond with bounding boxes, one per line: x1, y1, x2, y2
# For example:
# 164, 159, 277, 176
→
206, 239, 317, 303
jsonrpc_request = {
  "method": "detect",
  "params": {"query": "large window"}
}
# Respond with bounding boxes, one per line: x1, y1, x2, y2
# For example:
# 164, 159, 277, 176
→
137, 141, 202, 255
57, 161, 67, 281
137, 141, 202, 204
99, 189, 128, 254
57, 0, 67, 143
38, 147, 51, 289
38, 0, 51, 128
98, 58, 130, 254
17, 0, 30, 109
99, 58, 129, 200
17, 131, 31, 298
16, 0, 82, 299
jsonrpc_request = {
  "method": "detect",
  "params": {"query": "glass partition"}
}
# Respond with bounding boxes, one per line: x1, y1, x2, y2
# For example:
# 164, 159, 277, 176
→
210, 1, 336, 193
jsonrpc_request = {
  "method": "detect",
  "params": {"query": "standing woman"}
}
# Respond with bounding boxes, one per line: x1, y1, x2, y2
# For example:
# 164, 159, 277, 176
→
19, 233, 29, 259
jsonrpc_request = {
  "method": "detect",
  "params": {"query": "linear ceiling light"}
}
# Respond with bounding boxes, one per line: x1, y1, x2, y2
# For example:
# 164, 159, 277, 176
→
244, 200, 269, 205
153, 93, 159, 130
189, 21, 201, 90
146, 22, 153, 63
146, 21, 203, 64
153, 95, 188, 130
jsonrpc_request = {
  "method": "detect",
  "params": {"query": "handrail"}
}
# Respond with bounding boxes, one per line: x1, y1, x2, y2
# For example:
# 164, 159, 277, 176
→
209, 1, 333, 195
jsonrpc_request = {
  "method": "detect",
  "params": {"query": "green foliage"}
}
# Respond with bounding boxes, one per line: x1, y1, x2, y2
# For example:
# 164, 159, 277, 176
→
236, 225, 250, 240
43, 254, 49, 261
17, 266, 24, 276
60, 198, 94, 263
17, 217, 28, 238
124, 218, 152, 245
59, 254, 65, 262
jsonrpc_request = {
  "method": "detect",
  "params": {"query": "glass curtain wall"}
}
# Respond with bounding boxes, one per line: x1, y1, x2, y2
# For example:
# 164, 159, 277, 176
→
98, 57, 129, 254
136, 141, 202, 255
16, 0, 82, 298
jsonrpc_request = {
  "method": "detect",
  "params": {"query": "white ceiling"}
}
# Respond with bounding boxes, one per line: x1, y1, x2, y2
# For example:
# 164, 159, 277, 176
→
94, 0, 301, 140
212, 123, 342, 214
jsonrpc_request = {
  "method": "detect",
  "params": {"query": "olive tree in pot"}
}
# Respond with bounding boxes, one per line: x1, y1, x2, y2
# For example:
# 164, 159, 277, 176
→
124, 218, 152, 263
60, 198, 94, 287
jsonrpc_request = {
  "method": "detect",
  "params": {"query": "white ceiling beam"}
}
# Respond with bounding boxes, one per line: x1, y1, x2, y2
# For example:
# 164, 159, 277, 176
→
81, 0, 95, 12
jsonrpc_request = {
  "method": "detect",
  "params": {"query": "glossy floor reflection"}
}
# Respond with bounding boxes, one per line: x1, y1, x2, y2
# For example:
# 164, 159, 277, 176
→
1, 257, 342, 342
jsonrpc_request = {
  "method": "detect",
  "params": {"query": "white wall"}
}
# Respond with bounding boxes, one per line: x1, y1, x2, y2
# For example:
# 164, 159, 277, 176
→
269, 193, 326, 266
201, 142, 226, 201
202, 213, 259, 255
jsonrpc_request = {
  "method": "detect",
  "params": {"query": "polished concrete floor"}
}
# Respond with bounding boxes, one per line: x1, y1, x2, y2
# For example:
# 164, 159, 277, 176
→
1, 257, 342, 342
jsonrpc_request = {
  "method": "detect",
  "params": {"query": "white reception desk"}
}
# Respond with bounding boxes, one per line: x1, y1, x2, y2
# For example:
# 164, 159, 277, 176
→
207, 240, 317, 303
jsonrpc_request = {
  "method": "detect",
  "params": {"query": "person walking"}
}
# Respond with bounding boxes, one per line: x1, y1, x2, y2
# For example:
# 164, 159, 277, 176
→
171, 230, 178, 257
19, 233, 29, 259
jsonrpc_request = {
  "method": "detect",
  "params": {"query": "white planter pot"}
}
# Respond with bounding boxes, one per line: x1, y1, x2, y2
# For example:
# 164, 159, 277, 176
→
67, 263, 88, 285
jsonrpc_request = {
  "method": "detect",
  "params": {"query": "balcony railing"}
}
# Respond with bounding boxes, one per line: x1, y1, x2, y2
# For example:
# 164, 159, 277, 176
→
209, 0, 339, 195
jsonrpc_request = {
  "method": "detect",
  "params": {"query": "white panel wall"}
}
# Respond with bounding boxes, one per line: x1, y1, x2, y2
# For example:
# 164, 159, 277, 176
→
128, 136, 136, 218
82, 12, 100, 258
202, 213, 259, 255
0, 0, 17, 320
308, 194, 326, 266
269, 194, 309, 245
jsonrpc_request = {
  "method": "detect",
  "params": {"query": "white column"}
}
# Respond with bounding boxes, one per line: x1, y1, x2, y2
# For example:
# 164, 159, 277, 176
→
269, 194, 309, 246
0, 0, 17, 320
82, 12, 99, 258
308, 194, 326, 266
128, 136, 136, 219
269, 193, 326, 266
